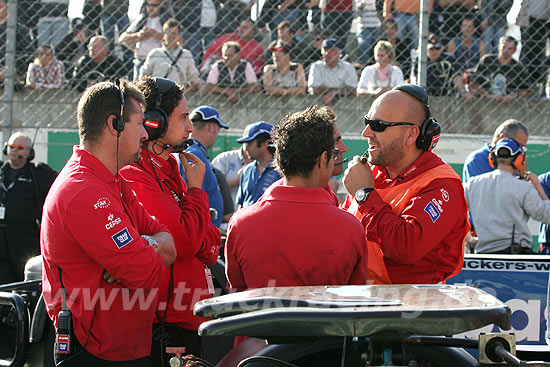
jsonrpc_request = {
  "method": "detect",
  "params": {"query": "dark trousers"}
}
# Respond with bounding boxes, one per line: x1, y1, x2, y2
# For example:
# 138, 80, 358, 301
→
54, 337, 148, 367
492, 245, 535, 255
149, 323, 202, 367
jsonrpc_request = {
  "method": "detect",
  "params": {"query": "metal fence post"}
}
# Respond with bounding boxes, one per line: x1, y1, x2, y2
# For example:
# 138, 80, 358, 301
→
2, 0, 17, 144
417, 0, 430, 88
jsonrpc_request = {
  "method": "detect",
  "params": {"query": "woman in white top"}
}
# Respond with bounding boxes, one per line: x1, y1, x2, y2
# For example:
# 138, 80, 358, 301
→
357, 40, 404, 95
263, 41, 306, 95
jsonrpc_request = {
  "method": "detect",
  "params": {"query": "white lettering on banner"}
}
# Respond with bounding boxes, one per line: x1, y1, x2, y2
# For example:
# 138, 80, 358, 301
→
463, 259, 550, 272
454, 298, 544, 343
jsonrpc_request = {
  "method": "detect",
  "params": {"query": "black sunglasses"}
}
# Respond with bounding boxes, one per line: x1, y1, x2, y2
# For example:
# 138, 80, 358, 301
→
146, 2, 161, 6
364, 117, 415, 132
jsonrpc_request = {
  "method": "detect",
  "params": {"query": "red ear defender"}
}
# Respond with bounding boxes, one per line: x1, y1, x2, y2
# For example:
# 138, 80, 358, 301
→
489, 149, 497, 169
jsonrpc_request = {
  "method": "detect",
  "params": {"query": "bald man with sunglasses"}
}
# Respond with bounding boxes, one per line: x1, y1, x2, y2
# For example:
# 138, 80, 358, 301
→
341, 84, 469, 285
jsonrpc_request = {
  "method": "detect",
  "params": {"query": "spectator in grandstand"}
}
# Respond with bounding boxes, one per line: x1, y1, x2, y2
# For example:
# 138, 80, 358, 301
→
100, 0, 130, 49
263, 41, 306, 95
201, 19, 264, 75
258, 0, 303, 39
411, 33, 460, 96
357, 40, 404, 95
322, 0, 354, 44
383, 0, 434, 49
140, 19, 202, 92
447, 15, 486, 72
481, 0, 513, 54
355, 0, 381, 65
180, 106, 229, 228
119, 0, 168, 80
236, 121, 281, 208
25, 45, 65, 90
57, 18, 89, 79
212, 145, 253, 206
464, 138, 550, 254
434, 0, 477, 47
0, 0, 33, 88
215, 0, 248, 36
171, 0, 216, 66
264, 21, 311, 68
538, 171, 550, 254
72, 35, 124, 92
472, 36, 530, 103
203, 41, 259, 104
519, 0, 550, 86
82, 0, 101, 35
36, 0, 69, 47
308, 38, 357, 105
225, 106, 368, 292
372, 19, 411, 80
462, 119, 528, 183
301, 30, 324, 70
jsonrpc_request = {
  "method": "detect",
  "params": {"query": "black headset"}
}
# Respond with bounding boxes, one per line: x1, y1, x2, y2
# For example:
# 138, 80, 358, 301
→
112, 79, 126, 134
393, 84, 441, 151
3, 142, 35, 161
143, 77, 177, 141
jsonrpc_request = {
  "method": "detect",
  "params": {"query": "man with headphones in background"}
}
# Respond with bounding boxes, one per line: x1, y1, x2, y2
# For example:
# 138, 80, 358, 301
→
42, 79, 176, 365
0, 132, 57, 284
464, 138, 550, 254
341, 84, 470, 284
120, 77, 221, 366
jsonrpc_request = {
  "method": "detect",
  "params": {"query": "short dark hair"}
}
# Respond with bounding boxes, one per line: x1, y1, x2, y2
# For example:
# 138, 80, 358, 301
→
277, 20, 296, 33
77, 79, 145, 143
499, 35, 518, 49
163, 18, 180, 31
133, 76, 184, 118
272, 105, 335, 178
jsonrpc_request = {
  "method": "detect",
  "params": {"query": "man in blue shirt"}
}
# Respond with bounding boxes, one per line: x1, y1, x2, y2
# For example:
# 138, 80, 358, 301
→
463, 119, 528, 183
236, 121, 281, 208
181, 105, 228, 227
539, 172, 550, 254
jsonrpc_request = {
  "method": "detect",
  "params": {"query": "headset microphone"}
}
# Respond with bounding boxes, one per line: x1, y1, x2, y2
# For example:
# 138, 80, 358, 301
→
334, 157, 349, 166
18, 155, 23, 159
162, 139, 194, 152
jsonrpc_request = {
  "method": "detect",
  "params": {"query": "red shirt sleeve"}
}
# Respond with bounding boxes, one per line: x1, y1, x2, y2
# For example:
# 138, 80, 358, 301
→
359, 178, 467, 264
63, 184, 165, 290
224, 216, 247, 291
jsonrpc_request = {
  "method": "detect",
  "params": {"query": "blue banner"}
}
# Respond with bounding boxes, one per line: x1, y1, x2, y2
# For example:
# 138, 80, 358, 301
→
448, 254, 550, 351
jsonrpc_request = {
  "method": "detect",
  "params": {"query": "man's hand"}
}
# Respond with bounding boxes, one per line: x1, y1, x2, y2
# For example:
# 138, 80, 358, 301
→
343, 155, 375, 196
322, 90, 337, 104
149, 232, 176, 267
225, 88, 239, 104
179, 151, 206, 188
102, 270, 122, 284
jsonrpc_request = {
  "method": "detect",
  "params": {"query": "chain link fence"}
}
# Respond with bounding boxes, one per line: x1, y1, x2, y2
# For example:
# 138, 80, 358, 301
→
0, 0, 549, 139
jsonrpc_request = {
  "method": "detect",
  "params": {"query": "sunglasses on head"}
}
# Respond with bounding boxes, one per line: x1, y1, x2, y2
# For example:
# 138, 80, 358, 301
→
8, 144, 26, 149
146, 2, 161, 6
364, 117, 415, 132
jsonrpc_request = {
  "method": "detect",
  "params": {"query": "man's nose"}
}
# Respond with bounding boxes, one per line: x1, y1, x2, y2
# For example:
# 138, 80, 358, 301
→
362, 125, 373, 138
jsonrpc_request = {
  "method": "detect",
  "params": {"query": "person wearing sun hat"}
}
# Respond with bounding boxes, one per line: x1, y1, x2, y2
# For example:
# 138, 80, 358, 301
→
236, 121, 281, 208
182, 105, 229, 227
464, 137, 550, 254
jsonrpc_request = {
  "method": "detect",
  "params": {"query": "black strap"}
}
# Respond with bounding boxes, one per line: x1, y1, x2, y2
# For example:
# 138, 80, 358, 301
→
163, 48, 184, 79
58, 267, 68, 312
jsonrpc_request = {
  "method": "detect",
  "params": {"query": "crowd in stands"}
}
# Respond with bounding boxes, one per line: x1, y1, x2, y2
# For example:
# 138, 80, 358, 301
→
1, 0, 550, 101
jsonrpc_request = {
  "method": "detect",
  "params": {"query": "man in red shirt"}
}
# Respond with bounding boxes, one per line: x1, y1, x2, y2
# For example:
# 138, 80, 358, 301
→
201, 18, 265, 75
342, 84, 469, 284
120, 77, 221, 365
225, 106, 368, 291
41, 79, 176, 366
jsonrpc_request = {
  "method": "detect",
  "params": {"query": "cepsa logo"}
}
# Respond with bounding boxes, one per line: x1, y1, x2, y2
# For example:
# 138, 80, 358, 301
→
94, 197, 111, 210
105, 213, 122, 229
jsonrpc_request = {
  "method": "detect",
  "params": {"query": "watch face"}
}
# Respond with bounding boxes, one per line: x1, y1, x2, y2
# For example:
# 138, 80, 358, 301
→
355, 189, 366, 202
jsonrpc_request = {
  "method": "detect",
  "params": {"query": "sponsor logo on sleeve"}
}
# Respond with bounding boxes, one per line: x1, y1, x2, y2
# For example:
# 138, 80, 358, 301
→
441, 188, 450, 202
112, 228, 133, 249
424, 202, 441, 223
93, 197, 111, 210
105, 213, 122, 230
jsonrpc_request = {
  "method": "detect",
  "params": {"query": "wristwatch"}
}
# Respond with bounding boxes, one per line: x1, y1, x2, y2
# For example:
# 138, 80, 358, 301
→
141, 235, 159, 250
355, 188, 375, 204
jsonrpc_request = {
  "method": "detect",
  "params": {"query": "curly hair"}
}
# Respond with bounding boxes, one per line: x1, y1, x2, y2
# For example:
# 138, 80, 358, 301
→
272, 105, 336, 178
133, 76, 184, 119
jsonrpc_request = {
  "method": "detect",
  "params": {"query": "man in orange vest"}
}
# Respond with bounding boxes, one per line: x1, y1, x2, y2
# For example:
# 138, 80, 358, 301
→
341, 84, 469, 284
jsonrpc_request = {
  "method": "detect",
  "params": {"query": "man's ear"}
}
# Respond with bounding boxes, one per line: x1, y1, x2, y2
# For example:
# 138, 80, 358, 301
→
106, 114, 120, 136
405, 125, 420, 147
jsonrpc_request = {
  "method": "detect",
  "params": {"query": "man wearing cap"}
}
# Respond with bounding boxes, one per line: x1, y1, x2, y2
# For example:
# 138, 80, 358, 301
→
263, 40, 307, 96
225, 106, 368, 292
183, 105, 228, 228
464, 138, 550, 254
203, 41, 259, 104
212, 147, 252, 207
236, 121, 281, 208
308, 38, 357, 105
341, 84, 469, 284
412, 34, 461, 97
463, 119, 528, 183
